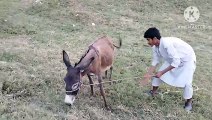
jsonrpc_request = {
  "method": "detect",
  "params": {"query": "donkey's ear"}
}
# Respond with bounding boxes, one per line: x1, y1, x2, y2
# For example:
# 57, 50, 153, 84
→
78, 57, 94, 70
62, 50, 72, 68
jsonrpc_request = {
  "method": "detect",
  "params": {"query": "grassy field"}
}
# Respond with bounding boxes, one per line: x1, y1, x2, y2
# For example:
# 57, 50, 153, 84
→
0, 0, 212, 119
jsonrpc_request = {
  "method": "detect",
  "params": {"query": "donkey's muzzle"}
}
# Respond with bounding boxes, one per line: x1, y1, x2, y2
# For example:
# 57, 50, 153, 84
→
64, 94, 76, 105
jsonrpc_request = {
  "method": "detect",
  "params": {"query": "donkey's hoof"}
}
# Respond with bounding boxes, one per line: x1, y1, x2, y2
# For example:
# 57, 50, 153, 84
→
97, 84, 101, 87
65, 103, 72, 106
105, 105, 112, 111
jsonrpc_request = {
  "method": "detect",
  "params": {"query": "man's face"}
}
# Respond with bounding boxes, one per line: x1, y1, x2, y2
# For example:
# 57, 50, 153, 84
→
146, 37, 159, 47
146, 38, 154, 47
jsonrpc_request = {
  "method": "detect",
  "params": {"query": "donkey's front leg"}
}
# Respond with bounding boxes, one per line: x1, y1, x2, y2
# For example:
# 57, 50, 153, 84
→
97, 74, 108, 109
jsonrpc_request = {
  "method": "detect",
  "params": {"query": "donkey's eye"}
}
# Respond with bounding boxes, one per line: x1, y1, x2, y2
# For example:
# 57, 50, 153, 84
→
72, 83, 79, 90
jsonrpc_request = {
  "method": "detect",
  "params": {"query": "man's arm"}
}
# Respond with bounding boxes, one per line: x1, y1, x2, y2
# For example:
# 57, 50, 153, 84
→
140, 65, 158, 86
155, 41, 180, 78
155, 65, 175, 78
146, 65, 157, 75
140, 47, 161, 86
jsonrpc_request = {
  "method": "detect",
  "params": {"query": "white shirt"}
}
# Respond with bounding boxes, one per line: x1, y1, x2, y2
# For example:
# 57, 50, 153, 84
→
152, 37, 196, 68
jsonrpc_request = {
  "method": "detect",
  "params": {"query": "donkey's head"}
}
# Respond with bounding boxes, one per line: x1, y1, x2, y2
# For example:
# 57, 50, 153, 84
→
62, 50, 94, 105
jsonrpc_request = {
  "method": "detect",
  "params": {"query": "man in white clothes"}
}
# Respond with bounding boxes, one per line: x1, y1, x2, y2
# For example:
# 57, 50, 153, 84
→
141, 27, 196, 111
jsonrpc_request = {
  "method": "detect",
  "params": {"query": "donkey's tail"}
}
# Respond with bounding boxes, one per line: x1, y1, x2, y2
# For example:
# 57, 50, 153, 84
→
113, 35, 122, 49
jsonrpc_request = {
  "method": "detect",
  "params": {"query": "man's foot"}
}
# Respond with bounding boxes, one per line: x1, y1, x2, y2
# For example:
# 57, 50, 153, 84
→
145, 90, 159, 97
184, 102, 192, 111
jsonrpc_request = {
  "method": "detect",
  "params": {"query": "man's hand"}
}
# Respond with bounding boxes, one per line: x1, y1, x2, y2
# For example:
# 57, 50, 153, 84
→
155, 71, 164, 78
139, 66, 157, 86
139, 73, 153, 86
155, 65, 175, 78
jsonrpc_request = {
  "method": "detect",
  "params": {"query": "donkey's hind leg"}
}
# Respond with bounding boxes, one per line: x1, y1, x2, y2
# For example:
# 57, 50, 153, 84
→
108, 66, 113, 81
103, 70, 108, 79
87, 74, 94, 96
109, 66, 113, 84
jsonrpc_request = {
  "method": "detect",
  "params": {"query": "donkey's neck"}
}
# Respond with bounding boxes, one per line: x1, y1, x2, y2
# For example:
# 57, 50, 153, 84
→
75, 49, 96, 68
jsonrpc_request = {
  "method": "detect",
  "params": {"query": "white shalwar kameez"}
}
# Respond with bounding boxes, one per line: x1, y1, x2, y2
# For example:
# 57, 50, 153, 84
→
151, 37, 196, 99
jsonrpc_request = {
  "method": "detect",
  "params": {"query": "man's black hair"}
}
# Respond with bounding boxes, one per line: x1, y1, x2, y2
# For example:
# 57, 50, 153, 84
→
144, 27, 161, 40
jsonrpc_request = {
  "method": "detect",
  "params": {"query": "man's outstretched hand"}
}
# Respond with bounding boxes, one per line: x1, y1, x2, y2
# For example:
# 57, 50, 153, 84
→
139, 73, 155, 86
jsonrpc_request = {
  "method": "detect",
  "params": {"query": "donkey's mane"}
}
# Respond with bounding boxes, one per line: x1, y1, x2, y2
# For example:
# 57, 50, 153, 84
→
74, 48, 90, 67
74, 39, 100, 67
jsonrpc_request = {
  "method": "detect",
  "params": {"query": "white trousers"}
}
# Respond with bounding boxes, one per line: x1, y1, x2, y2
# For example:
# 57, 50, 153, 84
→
152, 78, 193, 99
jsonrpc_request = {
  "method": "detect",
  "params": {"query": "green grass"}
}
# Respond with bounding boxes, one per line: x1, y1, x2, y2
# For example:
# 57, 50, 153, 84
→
0, 0, 212, 119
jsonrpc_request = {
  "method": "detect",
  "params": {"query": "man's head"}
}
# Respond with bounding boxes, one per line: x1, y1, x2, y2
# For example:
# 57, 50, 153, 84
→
144, 27, 161, 47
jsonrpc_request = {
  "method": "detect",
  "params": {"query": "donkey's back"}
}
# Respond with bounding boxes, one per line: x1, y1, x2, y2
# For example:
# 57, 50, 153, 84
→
88, 36, 120, 74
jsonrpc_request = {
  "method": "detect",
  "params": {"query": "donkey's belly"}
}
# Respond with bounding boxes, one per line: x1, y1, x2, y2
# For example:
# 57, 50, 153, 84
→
88, 65, 111, 75
101, 65, 112, 73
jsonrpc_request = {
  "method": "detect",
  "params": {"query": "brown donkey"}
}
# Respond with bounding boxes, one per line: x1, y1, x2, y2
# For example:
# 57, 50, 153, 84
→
62, 36, 122, 109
